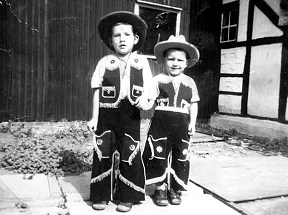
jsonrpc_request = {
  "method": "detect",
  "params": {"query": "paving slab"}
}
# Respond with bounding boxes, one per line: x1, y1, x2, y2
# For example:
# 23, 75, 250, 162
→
57, 171, 91, 202
0, 174, 64, 213
65, 178, 240, 215
0, 178, 18, 209
236, 197, 288, 215
0, 174, 63, 201
190, 156, 288, 202
0, 206, 69, 215
0, 174, 66, 215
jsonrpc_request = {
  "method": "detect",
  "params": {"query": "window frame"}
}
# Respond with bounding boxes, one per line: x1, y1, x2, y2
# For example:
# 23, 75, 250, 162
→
134, 0, 182, 58
220, 2, 239, 44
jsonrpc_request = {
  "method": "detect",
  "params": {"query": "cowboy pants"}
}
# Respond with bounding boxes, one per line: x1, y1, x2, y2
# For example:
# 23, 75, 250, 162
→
143, 110, 190, 191
90, 100, 145, 203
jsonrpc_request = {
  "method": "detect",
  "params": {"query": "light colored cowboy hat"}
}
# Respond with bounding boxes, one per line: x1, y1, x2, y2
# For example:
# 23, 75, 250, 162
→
98, 11, 147, 51
154, 35, 200, 67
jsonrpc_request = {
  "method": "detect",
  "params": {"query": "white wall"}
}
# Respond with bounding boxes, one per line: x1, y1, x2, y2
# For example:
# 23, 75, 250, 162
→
221, 47, 246, 74
252, 6, 283, 39
248, 43, 282, 118
219, 47, 246, 114
238, 0, 249, 41
219, 77, 243, 92
219, 94, 242, 114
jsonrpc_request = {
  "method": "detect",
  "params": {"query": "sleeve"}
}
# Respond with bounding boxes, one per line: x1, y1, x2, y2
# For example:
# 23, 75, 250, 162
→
91, 57, 105, 89
190, 79, 200, 103
141, 56, 158, 100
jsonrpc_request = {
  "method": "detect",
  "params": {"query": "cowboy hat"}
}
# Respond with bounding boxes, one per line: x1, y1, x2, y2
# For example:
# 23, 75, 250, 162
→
98, 11, 147, 51
154, 35, 200, 67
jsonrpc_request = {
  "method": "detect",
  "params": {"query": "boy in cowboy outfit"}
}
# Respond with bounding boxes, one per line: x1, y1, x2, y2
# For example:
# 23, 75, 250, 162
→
87, 11, 154, 212
143, 35, 200, 206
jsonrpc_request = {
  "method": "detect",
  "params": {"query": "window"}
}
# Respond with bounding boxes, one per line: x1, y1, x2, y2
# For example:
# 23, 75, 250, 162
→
135, 0, 182, 57
220, 3, 239, 43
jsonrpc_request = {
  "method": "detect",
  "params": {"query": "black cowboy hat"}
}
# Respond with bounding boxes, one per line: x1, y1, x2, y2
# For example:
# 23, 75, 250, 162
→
98, 11, 147, 51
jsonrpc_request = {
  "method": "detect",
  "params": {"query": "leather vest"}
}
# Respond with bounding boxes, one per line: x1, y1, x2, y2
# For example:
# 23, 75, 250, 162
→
99, 56, 144, 108
156, 81, 192, 113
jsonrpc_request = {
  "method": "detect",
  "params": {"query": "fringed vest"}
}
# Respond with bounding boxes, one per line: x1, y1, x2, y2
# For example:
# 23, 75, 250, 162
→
99, 55, 144, 108
156, 79, 192, 114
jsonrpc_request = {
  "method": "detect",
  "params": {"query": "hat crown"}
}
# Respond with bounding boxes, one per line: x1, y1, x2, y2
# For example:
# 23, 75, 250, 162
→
167, 35, 188, 44
154, 34, 200, 68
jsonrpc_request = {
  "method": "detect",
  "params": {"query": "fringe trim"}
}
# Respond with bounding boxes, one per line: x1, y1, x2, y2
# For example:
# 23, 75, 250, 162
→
156, 73, 193, 88
145, 169, 168, 185
146, 151, 188, 190
111, 150, 120, 200
91, 169, 112, 184
100, 98, 122, 108
119, 174, 145, 194
155, 106, 189, 114
155, 74, 172, 84
104, 55, 120, 71
170, 168, 188, 190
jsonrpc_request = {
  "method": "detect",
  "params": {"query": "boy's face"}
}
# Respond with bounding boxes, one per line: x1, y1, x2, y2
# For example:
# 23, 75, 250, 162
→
164, 49, 188, 77
110, 24, 139, 56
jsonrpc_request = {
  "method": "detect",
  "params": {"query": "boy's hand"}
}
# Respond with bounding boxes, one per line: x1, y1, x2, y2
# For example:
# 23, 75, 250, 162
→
87, 118, 98, 132
135, 96, 153, 110
188, 123, 196, 136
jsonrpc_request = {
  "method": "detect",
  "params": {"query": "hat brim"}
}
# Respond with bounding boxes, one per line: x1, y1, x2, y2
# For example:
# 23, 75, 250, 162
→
154, 41, 200, 68
98, 11, 147, 52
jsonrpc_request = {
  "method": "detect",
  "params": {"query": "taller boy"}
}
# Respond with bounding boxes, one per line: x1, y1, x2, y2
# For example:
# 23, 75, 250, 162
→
87, 11, 153, 212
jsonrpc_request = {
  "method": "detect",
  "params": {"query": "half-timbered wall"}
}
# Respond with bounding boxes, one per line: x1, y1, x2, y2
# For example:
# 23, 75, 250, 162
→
219, 0, 288, 122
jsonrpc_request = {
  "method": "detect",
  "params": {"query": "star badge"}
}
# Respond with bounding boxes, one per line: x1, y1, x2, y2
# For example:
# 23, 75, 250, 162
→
156, 146, 163, 153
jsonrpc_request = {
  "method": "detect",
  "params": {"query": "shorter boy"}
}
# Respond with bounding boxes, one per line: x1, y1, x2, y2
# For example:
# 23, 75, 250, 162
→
143, 35, 200, 206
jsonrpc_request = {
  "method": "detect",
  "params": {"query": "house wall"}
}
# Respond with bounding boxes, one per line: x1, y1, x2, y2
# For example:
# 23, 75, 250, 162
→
219, 0, 287, 122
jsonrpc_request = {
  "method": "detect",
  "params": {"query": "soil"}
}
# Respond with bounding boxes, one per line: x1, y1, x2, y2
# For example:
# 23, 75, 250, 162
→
0, 136, 263, 175
189, 140, 266, 159
0, 122, 287, 175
